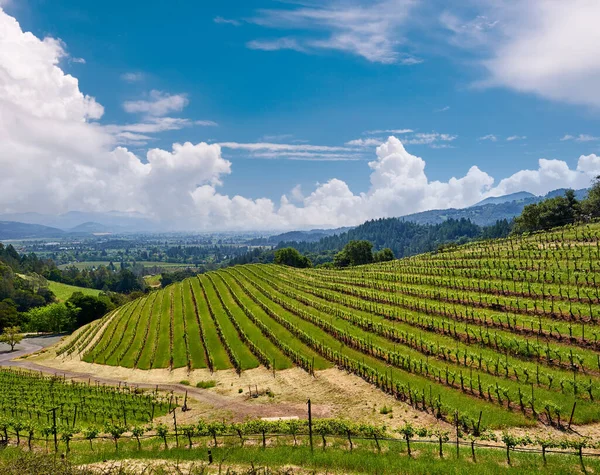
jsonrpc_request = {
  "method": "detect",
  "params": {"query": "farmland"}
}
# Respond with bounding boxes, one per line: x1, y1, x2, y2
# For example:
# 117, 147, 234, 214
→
47, 281, 102, 301
55, 223, 600, 431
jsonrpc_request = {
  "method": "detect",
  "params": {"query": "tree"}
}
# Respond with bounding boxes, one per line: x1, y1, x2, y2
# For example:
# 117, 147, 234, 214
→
0, 299, 19, 332
24, 303, 79, 333
67, 292, 114, 327
274, 247, 312, 268
0, 326, 23, 351
374, 248, 395, 263
513, 190, 580, 234
581, 175, 600, 218
334, 240, 374, 267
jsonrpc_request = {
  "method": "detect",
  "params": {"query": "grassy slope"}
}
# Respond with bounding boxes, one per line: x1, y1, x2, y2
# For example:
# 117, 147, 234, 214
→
48, 281, 101, 301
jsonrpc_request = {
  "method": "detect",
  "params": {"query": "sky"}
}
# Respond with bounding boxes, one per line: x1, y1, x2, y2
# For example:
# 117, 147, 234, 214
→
1, 0, 600, 230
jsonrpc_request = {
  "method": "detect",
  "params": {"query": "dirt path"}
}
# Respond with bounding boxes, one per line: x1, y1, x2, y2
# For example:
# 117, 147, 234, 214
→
3, 338, 449, 430
4, 357, 327, 421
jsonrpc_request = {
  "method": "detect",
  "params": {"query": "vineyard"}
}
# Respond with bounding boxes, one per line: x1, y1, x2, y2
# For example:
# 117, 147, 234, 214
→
0, 368, 169, 430
56, 223, 600, 431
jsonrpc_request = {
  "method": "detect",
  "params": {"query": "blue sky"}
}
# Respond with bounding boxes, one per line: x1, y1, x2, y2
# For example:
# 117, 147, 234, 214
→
1, 0, 599, 229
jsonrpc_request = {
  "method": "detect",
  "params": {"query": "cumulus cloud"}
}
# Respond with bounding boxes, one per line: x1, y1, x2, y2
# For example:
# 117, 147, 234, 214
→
479, 134, 497, 142
487, 156, 600, 197
507, 135, 526, 141
123, 90, 189, 116
1, 8, 599, 231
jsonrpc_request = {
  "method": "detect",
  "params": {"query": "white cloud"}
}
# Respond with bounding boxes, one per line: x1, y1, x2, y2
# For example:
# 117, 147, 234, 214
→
445, 1, 600, 108
213, 16, 241, 26
479, 134, 497, 142
506, 135, 526, 141
104, 117, 217, 145
365, 128, 413, 135
487, 156, 600, 197
123, 90, 189, 116
71, 57, 86, 64
247, 38, 306, 52
561, 134, 599, 142
218, 142, 352, 153
121, 72, 144, 83
1, 8, 598, 231
435, 106, 450, 112
346, 138, 384, 147
218, 141, 358, 161
404, 133, 457, 145
248, 0, 419, 64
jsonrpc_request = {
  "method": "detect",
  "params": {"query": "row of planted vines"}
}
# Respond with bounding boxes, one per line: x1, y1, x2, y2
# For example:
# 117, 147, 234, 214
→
62, 222, 600, 430
0, 369, 170, 427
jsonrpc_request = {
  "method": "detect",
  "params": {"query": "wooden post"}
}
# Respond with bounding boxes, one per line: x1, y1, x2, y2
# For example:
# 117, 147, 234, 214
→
308, 399, 313, 453
52, 407, 58, 453
568, 402, 577, 430
172, 408, 179, 448
476, 411, 482, 435
455, 410, 459, 458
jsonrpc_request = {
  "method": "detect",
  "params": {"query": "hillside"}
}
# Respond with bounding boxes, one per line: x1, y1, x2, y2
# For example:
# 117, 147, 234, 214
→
47, 280, 102, 301
399, 188, 589, 226
0, 220, 65, 239
59, 222, 600, 430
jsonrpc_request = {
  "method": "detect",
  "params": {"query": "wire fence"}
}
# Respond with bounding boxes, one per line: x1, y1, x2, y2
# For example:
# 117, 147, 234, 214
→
3, 428, 600, 461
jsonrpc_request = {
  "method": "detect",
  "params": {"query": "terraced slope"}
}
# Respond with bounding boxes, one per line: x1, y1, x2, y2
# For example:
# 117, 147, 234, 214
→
61, 223, 600, 429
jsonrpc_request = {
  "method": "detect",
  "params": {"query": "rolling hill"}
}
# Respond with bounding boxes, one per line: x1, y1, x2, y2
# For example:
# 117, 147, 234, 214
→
0, 221, 65, 239
59, 222, 600, 430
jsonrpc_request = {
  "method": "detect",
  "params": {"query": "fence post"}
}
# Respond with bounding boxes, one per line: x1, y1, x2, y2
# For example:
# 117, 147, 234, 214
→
308, 399, 313, 453
51, 407, 58, 453
568, 402, 577, 430
455, 410, 459, 458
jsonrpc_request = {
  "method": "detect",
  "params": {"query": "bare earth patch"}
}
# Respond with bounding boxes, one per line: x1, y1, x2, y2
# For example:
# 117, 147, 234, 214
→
22, 348, 448, 431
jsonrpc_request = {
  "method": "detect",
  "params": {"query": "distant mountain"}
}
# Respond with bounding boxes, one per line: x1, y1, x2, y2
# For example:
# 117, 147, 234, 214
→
545, 188, 588, 200
248, 227, 353, 245
68, 222, 116, 234
0, 221, 65, 240
0, 211, 158, 233
400, 187, 589, 226
471, 191, 536, 208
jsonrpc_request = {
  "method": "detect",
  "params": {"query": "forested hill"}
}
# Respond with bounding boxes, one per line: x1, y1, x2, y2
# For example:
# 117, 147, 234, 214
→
277, 218, 511, 259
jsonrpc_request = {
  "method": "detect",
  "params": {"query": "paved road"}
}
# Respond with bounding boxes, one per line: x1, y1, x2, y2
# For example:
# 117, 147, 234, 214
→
0, 334, 63, 365
0, 335, 326, 421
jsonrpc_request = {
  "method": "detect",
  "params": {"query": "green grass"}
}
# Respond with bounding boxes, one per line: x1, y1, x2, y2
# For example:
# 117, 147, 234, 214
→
2, 435, 598, 475
48, 281, 101, 301
200, 274, 259, 370
196, 379, 216, 389
171, 284, 188, 369
211, 273, 291, 370
182, 281, 207, 369
189, 277, 231, 370
152, 287, 173, 369
135, 291, 163, 370
144, 274, 161, 287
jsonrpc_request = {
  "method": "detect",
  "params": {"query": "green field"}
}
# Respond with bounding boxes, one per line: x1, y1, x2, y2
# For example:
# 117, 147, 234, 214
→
59, 261, 203, 270
64, 222, 600, 430
48, 281, 102, 301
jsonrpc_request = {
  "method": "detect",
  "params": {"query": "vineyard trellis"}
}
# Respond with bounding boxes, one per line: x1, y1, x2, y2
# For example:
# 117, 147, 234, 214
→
58, 222, 600, 429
